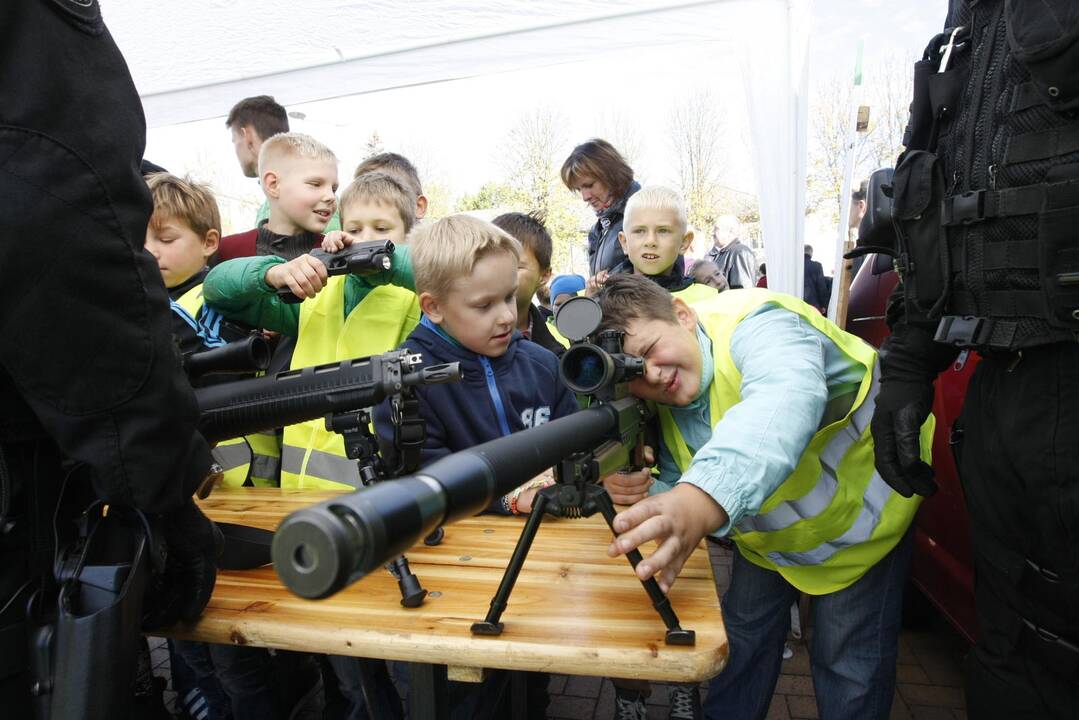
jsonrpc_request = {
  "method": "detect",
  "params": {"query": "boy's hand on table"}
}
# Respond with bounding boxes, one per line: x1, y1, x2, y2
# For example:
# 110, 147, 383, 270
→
265, 254, 329, 300
607, 483, 727, 592
601, 445, 655, 505
321, 230, 357, 253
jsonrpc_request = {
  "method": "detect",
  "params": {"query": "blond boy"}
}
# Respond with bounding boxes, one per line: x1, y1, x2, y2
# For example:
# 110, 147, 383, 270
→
217, 132, 339, 262
371, 214, 578, 516
614, 185, 716, 304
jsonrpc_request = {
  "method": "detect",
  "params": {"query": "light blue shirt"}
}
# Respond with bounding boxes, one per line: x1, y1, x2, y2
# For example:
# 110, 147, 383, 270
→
654, 303, 865, 535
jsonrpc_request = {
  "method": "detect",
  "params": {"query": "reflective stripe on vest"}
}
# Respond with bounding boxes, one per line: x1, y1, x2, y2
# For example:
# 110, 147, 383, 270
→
659, 288, 930, 594
212, 437, 252, 487
280, 280, 421, 489
246, 429, 281, 488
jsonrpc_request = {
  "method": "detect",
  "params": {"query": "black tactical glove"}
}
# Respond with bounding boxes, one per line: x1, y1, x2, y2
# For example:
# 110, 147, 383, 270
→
142, 499, 223, 630
871, 379, 937, 497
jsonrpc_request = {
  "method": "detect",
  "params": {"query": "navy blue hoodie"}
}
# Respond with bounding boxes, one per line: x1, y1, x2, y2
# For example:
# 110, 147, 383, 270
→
373, 318, 578, 512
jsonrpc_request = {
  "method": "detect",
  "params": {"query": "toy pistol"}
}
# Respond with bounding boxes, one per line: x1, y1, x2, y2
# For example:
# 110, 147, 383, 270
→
276, 239, 395, 303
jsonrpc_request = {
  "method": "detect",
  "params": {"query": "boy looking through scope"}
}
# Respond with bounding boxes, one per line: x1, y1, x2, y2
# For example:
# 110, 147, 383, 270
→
597, 274, 929, 720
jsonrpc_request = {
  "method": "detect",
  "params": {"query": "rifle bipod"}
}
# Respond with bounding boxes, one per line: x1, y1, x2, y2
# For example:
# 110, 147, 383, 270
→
329, 401, 441, 608
470, 452, 695, 645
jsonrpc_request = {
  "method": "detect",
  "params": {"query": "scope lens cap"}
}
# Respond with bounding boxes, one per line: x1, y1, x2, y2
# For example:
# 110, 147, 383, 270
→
555, 296, 603, 342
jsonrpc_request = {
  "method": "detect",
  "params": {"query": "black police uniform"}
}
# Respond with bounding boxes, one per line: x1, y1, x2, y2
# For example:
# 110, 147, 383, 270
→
869, 2, 1079, 718
0, 1, 219, 716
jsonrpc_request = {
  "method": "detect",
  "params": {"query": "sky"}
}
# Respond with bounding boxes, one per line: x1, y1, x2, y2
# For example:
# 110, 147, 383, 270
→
107, 0, 946, 270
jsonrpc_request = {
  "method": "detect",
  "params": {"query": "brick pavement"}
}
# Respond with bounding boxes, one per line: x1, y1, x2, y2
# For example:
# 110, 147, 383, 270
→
151, 542, 972, 719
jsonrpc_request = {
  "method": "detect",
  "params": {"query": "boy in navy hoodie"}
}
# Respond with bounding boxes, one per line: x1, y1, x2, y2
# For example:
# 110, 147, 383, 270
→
373, 214, 578, 718
375, 213, 578, 515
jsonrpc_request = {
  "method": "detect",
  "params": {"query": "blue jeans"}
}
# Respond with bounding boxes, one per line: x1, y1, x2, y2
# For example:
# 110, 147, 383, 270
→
704, 530, 912, 720
326, 655, 403, 720
167, 640, 231, 719
172, 641, 281, 720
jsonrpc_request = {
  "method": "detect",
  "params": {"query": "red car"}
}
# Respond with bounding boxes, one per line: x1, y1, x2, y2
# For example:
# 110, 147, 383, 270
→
845, 255, 978, 643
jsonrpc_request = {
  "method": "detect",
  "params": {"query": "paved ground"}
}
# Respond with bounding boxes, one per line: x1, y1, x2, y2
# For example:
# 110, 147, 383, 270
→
151, 541, 972, 719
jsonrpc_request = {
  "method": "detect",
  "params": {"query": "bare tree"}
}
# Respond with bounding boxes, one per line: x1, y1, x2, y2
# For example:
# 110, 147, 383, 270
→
807, 58, 912, 228
864, 55, 911, 169
498, 108, 570, 212
596, 109, 646, 175
362, 130, 384, 160
667, 90, 726, 231
397, 139, 455, 220
493, 108, 584, 272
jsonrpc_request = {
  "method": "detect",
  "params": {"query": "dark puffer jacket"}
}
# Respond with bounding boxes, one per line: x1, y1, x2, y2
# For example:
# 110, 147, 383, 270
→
587, 180, 640, 276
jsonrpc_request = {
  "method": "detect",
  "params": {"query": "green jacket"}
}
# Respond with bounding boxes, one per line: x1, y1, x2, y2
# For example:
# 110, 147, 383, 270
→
203, 247, 414, 336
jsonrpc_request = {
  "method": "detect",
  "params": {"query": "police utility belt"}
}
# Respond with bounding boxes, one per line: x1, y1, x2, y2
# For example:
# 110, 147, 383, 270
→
849, 7, 1079, 351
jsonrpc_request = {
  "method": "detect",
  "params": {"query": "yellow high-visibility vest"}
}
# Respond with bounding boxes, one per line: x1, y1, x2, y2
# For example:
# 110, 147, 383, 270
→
659, 288, 932, 594
280, 280, 420, 489
671, 282, 719, 305
175, 285, 280, 487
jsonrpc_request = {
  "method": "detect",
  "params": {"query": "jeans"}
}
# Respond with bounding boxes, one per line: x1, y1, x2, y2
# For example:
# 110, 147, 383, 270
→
167, 640, 231, 719
326, 655, 403, 720
703, 530, 912, 720
172, 641, 280, 720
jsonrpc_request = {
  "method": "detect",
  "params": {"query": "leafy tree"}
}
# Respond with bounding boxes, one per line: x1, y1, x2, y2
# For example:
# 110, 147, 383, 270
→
362, 130, 384, 159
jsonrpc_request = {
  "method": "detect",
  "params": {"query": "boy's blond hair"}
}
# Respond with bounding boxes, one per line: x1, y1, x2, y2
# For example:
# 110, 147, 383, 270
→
410, 214, 521, 298
339, 172, 416, 233
145, 172, 221, 237
623, 185, 688, 232
354, 152, 423, 198
257, 131, 337, 176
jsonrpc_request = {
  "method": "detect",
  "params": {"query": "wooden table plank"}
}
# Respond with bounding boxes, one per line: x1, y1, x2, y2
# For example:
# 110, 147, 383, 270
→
168, 488, 728, 683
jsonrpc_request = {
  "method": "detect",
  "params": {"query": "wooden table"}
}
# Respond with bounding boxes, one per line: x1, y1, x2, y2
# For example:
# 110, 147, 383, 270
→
165, 488, 727, 709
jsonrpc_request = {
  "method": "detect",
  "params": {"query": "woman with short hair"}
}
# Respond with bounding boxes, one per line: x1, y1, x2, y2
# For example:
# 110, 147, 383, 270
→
560, 138, 640, 277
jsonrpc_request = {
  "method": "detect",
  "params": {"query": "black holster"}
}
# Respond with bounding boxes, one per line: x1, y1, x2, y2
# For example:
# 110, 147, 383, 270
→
33, 506, 155, 720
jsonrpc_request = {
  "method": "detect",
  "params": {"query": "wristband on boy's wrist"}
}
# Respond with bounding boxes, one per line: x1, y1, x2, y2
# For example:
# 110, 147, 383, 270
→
509, 484, 526, 515
510, 477, 556, 515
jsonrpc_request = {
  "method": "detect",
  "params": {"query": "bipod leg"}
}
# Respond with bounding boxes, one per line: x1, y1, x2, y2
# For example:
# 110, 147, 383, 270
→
471, 492, 550, 636
594, 491, 695, 646
423, 526, 444, 546
387, 555, 427, 607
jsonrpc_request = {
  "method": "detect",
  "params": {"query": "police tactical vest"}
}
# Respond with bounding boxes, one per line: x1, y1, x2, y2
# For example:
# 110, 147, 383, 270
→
281, 278, 420, 489
659, 289, 930, 594
175, 285, 280, 488
891, 0, 1079, 350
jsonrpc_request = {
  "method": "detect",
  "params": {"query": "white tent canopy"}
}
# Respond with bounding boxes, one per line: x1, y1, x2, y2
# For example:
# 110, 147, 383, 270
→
106, 0, 811, 298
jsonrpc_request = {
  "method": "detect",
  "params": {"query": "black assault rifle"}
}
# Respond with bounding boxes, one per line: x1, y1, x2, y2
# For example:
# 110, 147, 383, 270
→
196, 348, 460, 606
